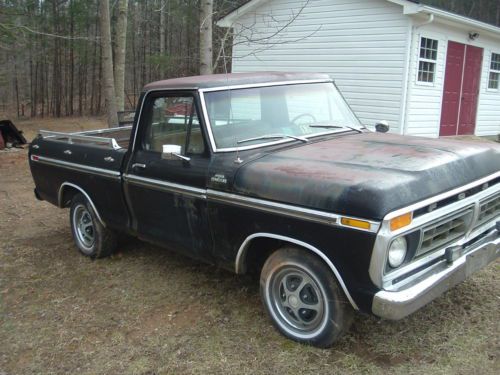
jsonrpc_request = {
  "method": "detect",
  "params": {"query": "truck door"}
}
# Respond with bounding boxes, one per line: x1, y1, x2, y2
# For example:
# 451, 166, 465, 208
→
124, 92, 212, 261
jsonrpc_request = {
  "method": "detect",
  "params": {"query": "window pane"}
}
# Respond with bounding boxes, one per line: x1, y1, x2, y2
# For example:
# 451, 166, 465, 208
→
418, 61, 435, 83
491, 53, 500, 71
204, 83, 361, 149
489, 72, 499, 89
419, 37, 438, 62
144, 96, 203, 154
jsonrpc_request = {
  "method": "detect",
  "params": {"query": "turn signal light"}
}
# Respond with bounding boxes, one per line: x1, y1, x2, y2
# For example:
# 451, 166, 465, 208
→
341, 217, 371, 230
390, 212, 412, 231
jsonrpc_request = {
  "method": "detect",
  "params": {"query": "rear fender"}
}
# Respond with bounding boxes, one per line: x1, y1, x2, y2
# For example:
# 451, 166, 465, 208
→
58, 182, 106, 227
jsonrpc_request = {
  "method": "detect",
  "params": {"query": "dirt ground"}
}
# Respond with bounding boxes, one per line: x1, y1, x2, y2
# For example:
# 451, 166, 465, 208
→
0, 118, 499, 375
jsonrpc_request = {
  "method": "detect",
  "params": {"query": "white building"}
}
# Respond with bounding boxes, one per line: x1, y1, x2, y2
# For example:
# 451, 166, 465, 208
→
218, 0, 500, 137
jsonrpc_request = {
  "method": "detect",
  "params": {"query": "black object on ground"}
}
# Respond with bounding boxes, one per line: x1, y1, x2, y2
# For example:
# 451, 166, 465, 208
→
0, 120, 27, 149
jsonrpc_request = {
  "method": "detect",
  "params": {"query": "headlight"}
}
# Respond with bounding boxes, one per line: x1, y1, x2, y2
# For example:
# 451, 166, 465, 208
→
388, 237, 407, 268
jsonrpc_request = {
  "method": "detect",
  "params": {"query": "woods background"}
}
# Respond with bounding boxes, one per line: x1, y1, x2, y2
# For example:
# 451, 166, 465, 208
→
0, 0, 499, 121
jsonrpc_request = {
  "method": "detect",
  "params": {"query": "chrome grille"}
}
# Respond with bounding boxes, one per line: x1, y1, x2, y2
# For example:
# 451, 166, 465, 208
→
417, 208, 473, 257
476, 193, 500, 228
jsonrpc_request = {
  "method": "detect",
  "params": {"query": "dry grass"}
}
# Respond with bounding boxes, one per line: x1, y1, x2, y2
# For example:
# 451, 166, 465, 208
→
0, 118, 499, 375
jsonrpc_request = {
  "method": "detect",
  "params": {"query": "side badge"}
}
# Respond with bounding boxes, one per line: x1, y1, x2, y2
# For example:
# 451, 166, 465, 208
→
211, 174, 227, 185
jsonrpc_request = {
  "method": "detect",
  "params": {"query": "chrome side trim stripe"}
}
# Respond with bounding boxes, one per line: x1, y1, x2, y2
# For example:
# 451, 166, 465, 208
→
122, 174, 380, 232
31, 155, 121, 179
207, 189, 380, 233
235, 232, 359, 310
123, 174, 207, 199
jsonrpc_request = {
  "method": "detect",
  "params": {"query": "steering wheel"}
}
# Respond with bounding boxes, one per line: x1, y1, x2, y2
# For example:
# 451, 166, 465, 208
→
291, 113, 317, 125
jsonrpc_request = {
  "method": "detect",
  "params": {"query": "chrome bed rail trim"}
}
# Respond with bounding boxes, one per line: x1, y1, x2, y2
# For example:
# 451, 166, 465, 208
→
31, 155, 121, 179
75, 125, 133, 135
39, 130, 123, 150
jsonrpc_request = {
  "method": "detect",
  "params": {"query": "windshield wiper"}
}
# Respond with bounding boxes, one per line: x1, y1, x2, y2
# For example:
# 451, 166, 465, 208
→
309, 124, 362, 133
237, 133, 309, 145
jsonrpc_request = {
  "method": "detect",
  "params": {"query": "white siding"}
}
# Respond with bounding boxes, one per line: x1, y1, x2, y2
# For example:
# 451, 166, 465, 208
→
230, 0, 410, 133
404, 28, 447, 137
404, 22, 500, 137
476, 45, 500, 136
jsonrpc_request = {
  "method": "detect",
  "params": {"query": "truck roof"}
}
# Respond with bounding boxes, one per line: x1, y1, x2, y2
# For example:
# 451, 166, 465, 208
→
143, 72, 332, 91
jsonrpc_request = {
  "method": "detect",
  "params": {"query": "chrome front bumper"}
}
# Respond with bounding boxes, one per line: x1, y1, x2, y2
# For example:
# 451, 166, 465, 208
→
372, 228, 499, 320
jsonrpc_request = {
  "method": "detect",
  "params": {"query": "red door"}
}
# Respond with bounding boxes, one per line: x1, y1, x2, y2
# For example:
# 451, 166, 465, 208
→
440, 42, 483, 136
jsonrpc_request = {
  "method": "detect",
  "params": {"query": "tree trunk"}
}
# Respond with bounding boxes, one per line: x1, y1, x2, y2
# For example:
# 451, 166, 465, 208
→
69, 1, 74, 116
99, 0, 118, 127
199, 0, 213, 75
159, 0, 166, 78
114, 0, 128, 112
14, 60, 20, 118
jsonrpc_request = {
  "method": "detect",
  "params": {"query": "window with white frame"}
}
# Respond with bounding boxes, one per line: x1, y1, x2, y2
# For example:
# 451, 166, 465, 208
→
488, 53, 500, 90
417, 37, 438, 84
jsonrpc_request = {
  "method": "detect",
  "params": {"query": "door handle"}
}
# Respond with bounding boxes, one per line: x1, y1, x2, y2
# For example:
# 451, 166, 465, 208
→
132, 163, 146, 170
104, 156, 115, 162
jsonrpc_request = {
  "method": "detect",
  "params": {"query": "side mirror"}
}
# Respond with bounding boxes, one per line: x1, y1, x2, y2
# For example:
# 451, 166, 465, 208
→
162, 144, 190, 162
375, 120, 389, 133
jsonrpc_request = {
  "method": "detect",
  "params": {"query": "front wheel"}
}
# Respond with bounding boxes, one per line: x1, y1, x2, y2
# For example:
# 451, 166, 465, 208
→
260, 247, 354, 347
70, 194, 117, 258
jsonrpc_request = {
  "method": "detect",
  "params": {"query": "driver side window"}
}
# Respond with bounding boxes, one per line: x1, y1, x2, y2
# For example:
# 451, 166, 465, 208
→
143, 95, 205, 154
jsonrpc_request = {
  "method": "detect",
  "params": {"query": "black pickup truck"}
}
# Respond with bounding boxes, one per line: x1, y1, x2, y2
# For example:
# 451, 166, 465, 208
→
29, 72, 500, 347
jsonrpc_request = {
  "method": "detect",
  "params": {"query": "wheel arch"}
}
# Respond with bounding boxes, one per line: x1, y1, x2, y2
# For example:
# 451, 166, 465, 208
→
58, 182, 106, 227
235, 232, 359, 310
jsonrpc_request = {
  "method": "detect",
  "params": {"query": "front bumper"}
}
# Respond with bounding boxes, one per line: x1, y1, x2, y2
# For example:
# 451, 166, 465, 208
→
372, 227, 499, 320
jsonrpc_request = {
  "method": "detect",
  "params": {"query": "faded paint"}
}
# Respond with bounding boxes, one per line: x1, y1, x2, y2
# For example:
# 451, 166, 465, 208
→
233, 132, 500, 219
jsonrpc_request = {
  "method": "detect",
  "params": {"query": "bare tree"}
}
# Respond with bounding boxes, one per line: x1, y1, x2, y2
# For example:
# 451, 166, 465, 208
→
214, 0, 318, 70
114, 0, 128, 112
99, 0, 118, 127
159, 0, 166, 77
199, 0, 213, 75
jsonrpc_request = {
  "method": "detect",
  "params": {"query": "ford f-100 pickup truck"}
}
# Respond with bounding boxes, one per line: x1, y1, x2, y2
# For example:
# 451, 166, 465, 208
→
29, 72, 500, 347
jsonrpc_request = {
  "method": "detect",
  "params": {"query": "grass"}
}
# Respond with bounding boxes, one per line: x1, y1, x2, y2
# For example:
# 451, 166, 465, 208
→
0, 117, 499, 374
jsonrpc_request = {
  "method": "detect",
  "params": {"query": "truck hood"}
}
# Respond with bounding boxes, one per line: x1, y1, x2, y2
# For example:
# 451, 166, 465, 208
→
233, 132, 500, 220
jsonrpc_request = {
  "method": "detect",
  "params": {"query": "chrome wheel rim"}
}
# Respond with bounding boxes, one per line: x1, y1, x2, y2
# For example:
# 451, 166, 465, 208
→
73, 204, 95, 251
269, 266, 326, 335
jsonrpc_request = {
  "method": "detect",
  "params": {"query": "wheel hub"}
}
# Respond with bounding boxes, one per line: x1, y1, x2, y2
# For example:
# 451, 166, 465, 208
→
73, 204, 95, 250
270, 266, 325, 333
288, 295, 299, 308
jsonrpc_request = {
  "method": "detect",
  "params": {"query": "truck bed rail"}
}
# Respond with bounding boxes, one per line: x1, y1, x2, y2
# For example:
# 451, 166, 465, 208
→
39, 126, 132, 150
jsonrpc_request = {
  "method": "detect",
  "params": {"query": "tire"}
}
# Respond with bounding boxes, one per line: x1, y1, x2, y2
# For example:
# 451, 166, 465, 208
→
69, 193, 117, 259
260, 247, 354, 348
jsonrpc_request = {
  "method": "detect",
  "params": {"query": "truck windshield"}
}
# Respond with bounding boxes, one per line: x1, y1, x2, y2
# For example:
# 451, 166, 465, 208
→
203, 82, 361, 150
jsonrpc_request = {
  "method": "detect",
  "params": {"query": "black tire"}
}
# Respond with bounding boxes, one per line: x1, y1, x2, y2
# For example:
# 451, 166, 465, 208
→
69, 193, 117, 259
260, 247, 354, 348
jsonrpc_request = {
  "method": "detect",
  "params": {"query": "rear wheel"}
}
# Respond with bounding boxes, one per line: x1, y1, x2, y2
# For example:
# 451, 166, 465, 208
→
70, 194, 117, 258
260, 247, 354, 347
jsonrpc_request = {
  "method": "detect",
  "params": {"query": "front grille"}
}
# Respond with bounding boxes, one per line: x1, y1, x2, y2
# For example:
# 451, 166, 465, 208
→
417, 208, 473, 257
476, 193, 500, 228
413, 177, 500, 218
